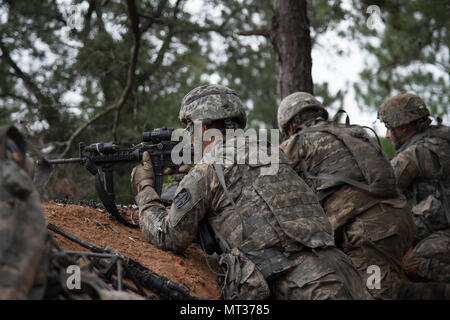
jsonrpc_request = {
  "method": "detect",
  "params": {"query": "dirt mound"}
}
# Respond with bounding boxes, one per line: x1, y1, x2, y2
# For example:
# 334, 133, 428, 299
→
43, 202, 221, 299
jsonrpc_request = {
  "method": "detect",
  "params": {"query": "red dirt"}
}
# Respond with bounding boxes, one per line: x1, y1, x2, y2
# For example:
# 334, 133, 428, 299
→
42, 202, 221, 300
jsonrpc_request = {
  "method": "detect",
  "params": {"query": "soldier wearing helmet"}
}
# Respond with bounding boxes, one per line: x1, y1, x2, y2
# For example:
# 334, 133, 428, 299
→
277, 92, 328, 140
379, 93, 450, 284
278, 92, 450, 299
0, 125, 49, 299
378, 93, 432, 150
0, 125, 142, 300
132, 84, 372, 300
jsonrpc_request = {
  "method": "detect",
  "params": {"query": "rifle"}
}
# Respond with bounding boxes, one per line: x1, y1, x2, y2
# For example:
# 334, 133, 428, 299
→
38, 128, 190, 227
47, 223, 204, 300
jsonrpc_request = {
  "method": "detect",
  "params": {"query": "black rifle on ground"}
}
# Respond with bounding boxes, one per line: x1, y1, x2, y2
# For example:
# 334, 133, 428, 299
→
38, 128, 190, 227
47, 223, 204, 300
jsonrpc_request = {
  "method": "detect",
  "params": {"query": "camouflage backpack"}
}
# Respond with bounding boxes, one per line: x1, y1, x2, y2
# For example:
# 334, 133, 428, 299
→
298, 112, 398, 198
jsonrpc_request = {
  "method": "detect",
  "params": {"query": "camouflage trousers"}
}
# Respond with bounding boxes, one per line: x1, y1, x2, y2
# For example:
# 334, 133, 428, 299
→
270, 247, 372, 300
403, 228, 450, 284
336, 202, 417, 300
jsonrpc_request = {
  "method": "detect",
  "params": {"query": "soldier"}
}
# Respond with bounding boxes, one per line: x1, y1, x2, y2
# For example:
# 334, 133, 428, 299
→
0, 125, 141, 300
378, 93, 450, 284
132, 84, 372, 300
0, 125, 48, 299
277, 92, 448, 300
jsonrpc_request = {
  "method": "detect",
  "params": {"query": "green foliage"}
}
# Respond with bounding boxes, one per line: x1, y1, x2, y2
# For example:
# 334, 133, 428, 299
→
0, 0, 446, 204
379, 136, 395, 159
347, 0, 449, 119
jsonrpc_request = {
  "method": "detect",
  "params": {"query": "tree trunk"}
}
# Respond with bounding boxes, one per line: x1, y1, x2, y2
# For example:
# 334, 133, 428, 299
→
270, 0, 313, 100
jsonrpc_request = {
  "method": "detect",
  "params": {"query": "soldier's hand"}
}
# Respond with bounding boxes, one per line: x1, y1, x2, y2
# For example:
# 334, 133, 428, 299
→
171, 164, 194, 182
163, 164, 193, 175
131, 151, 154, 193
179, 164, 193, 173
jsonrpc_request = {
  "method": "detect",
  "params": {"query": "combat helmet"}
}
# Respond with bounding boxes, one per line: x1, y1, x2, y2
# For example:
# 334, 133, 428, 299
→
179, 84, 247, 130
378, 93, 430, 128
277, 92, 328, 133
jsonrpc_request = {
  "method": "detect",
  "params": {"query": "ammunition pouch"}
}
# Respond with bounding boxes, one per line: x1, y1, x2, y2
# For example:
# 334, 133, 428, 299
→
218, 248, 270, 300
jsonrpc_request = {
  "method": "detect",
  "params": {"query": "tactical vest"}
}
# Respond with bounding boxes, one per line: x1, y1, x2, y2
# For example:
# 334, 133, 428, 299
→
207, 138, 334, 280
400, 125, 450, 227
297, 121, 398, 199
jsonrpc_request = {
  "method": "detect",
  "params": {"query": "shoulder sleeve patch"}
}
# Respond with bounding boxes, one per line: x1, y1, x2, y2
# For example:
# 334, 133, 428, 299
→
173, 188, 191, 209
169, 169, 207, 227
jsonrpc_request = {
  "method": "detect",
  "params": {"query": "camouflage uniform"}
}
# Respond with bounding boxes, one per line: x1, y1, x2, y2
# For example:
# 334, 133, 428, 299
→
0, 125, 141, 300
135, 85, 371, 300
279, 92, 419, 300
0, 125, 49, 299
379, 93, 450, 283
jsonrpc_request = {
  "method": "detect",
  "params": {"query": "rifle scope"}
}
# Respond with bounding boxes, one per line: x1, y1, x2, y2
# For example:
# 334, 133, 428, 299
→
142, 128, 174, 144
84, 142, 117, 154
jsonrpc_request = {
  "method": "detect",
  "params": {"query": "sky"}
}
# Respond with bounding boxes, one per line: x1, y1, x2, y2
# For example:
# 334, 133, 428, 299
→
311, 14, 386, 133
183, 0, 449, 135
8, 0, 449, 136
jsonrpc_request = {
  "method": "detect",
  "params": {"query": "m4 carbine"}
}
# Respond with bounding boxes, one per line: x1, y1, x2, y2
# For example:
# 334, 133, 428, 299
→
40, 128, 190, 227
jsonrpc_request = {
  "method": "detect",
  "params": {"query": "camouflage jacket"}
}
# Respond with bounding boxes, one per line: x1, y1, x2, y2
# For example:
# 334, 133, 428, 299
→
0, 126, 48, 299
137, 137, 334, 282
281, 120, 405, 230
391, 125, 450, 237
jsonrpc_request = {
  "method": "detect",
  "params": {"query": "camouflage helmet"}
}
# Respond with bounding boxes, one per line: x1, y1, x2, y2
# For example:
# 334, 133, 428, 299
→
378, 93, 430, 128
277, 92, 327, 131
179, 84, 247, 129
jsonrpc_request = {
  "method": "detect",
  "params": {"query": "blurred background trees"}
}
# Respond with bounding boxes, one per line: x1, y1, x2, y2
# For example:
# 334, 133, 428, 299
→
0, 0, 448, 202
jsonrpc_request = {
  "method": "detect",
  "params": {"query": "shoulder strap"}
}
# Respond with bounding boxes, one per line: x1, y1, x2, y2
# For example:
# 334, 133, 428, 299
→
212, 162, 245, 244
413, 141, 426, 176
357, 125, 382, 147
332, 109, 350, 126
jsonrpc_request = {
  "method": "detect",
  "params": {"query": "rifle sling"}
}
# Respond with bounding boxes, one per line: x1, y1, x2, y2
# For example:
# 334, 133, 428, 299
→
94, 172, 139, 228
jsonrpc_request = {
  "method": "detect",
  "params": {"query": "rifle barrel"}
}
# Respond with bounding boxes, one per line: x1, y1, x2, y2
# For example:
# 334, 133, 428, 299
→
45, 157, 84, 164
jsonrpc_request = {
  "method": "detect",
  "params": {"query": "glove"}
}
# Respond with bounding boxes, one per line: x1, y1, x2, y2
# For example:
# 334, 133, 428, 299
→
179, 164, 194, 173
131, 151, 154, 193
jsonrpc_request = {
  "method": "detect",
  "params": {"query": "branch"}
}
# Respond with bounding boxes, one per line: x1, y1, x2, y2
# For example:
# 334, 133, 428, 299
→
59, 0, 141, 158
80, 0, 96, 37
137, 0, 182, 83
140, 0, 169, 33
0, 41, 56, 108
112, 108, 121, 142
132, 87, 141, 134
141, 0, 240, 37
147, 28, 174, 75
0, 92, 34, 107
236, 29, 271, 37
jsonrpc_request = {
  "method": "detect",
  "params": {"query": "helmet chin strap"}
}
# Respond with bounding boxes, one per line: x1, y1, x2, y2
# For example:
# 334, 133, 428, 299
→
389, 125, 416, 150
